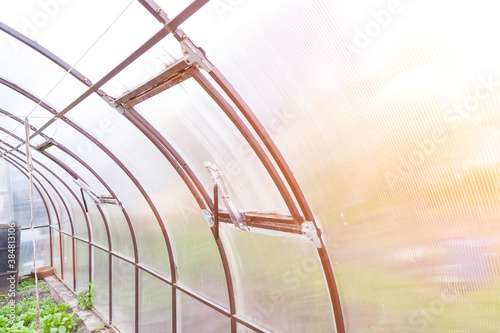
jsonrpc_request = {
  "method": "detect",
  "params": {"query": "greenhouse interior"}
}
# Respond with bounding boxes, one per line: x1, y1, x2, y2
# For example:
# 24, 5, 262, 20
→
0, 0, 499, 332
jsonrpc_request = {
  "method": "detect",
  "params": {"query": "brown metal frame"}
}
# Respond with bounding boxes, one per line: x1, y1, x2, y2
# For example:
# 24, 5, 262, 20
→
0, 0, 347, 331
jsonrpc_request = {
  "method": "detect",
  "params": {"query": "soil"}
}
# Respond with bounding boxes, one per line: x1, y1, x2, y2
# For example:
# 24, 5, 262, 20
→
0, 275, 116, 333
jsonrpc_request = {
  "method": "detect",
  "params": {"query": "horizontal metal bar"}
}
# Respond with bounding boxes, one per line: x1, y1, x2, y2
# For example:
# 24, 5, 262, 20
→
115, 59, 189, 105
21, 225, 50, 231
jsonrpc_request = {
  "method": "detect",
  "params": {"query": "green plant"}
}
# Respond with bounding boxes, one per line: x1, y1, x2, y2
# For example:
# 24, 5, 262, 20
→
17, 278, 47, 292
0, 297, 79, 332
76, 282, 94, 310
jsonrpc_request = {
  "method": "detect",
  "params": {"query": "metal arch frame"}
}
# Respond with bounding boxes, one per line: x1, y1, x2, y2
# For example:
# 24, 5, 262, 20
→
1, 151, 77, 280
123, 107, 239, 330
0, 0, 347, 332
0, 4, 221, 331
0, 72, 181, 331
4, 160, 55, 267
6, 160, 54, 270
0, 141, 91, 289
0, 108, 116, 323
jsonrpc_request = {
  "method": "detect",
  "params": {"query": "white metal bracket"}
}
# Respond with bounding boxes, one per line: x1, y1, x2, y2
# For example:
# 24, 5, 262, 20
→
181, 38, 213, 72
202, 208, 215, 228
301, 221, 322, 248
102, 95, 125, 114
204, 161, 248, 231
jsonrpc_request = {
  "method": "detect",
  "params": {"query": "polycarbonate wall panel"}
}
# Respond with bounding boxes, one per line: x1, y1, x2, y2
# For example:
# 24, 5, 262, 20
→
102, 205, 135, 261
83, 193, 109, 249
47, 119, 165, 268
19, 227, 51, 276
51, 229, 61, 275
220, 224, 335, 332
179, 0, 500, 331
93, 248, 110, 319
32, 165, 87, 240
0, 160, 13, 223
7, 162, 49, 227
61, 233, 73, 289
75, 240, 89, 292
140, 271, 172, 332
31, 154, 90, 240
112, 258, 135, 333
135, 79, 288, 213
180, 292, 230, 332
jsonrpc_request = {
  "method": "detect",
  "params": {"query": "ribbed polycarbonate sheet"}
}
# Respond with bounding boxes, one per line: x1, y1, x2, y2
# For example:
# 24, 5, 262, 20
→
93, 248, 110, 319
180, 291, 231, 332
112, 257, 135, 333
219, 224, 335, 332
0, 0, 159, 84
75, 240, 90, 292
0, 33, 87, 111
135, 79, 289, 213
140, 271, 172, 332
19, 227, 51, 276
178, 0, 500, 331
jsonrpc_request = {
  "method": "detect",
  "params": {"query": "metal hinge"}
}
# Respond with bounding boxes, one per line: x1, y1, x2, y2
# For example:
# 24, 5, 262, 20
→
180, 38, 213, 72
102, 95, 125, 114
204, 161, 248, 231
301, 221, 323, 248
202, 208, 215, 228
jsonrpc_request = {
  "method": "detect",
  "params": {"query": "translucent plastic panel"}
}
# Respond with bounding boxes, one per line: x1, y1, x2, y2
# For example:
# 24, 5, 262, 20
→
30, 153, 90, 240
8, 162, 49, 227
82, 192, 109, 249
170, 209, 229, 307
46, 119, 166, 270
69, 94, 230, 299
180, 0, 500, 331
93, 248, 110, 320
102, 205, 134, 261
51, 229, 61, 275
19, 227, 51, 276
220, 225, 335, 332
140, 271, 172, 332
0, 33, 87, 110
135, 79, 288, 213
0, 160, 14, 223
112, 258, 135, 333
75, 240, 90, 292
0, 84, 56, 133
61, 233, 73, 288
179, 292, 230, 332
0, 0, 158, 84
